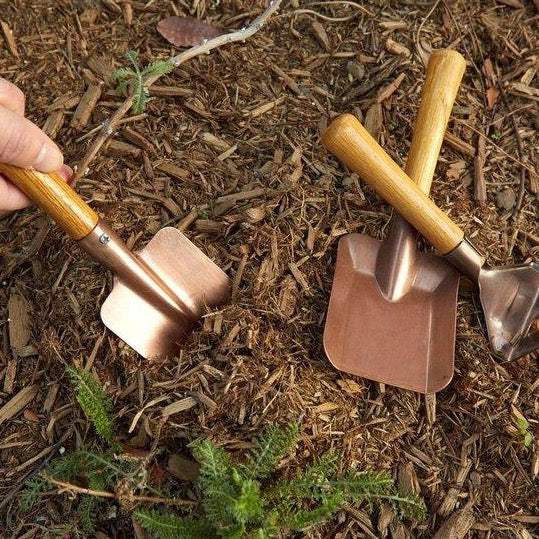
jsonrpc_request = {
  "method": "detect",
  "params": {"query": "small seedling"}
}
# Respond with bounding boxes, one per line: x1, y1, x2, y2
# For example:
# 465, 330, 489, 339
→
135, 423, 426, 538
514, 416, 534, 448
111, 50, 175, 113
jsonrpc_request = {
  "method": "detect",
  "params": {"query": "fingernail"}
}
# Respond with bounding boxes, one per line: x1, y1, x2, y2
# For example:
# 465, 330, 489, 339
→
34, 144, 63, 172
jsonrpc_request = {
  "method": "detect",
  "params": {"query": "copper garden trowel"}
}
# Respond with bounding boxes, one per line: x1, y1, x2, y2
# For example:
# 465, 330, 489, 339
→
0, 164, 231, 358
323, 110, 539, 365
323, 50, 466, 393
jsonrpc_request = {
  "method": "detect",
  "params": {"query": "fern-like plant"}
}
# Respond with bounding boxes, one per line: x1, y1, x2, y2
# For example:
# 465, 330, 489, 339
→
20, 449, 140, 533
66, 365, 115, 444
135, 422, 426, 538
111, 50, 175, 113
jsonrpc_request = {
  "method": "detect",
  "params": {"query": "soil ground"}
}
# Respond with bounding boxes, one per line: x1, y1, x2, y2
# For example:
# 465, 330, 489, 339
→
0, 0, 538, 537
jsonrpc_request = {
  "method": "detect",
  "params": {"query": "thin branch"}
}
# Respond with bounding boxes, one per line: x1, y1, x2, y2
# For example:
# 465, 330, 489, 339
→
74, 0, 283, 182
414, 0, 443, 66
288, 1, 375, 21
498, 83, 528, 222
42, 473, 196, 507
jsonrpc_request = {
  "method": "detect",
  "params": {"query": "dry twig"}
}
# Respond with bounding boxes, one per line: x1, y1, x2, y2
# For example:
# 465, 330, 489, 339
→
42, 474, 195, 507
74, 1, 283, 181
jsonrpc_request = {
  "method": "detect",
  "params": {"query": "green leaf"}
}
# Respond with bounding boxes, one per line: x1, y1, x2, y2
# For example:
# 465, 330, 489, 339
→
245, 422, 299, 480
78, 495, 101, 533
144, 59, 175, 77
515, 417, 529, 433
524, 432, 533, 448
232, 474, 263, 523
283, 492, 345, 530
125, 50, 140, 71
20, 476, 48, 511
134, 509, 216, 539
133, 84, 149, 115
110, 66, 134, 82
66, 365, 115, 444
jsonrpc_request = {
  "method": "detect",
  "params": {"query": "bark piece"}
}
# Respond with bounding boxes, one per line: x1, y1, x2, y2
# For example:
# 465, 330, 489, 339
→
364, 104, 383, 141
42, 111, 65, 138
434, 505, 475, 539
385, 38, 411, 57
0, 386, 38, 425
70, 83, 103, 130
155, 161, 191, 181
1, 20, 20, 58
473, 134, 487, 205
8, 290, 32, 356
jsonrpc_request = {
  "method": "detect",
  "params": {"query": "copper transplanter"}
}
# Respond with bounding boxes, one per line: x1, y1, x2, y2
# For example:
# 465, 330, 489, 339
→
0, 163, 231, 358
322, 116, 539, 362
323, 49, 465, 393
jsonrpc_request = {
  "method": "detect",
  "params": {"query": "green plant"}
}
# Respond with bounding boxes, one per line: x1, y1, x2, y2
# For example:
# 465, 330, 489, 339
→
514, 416, 534, 448
21, 449, 141, 533
111, 50, 175, 113
135, 423, 425, 538
66, 365, 116, 444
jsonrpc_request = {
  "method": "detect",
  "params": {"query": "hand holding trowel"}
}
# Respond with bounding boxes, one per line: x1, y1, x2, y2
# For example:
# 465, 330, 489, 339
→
323, 50, 466, 393
0, 163, 231, 358
323, 84, 539, 363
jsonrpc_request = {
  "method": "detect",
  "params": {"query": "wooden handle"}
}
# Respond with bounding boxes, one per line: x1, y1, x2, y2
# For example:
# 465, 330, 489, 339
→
322, 114, 464, 254
0, 163, 98, 239
406, 50, 466, 193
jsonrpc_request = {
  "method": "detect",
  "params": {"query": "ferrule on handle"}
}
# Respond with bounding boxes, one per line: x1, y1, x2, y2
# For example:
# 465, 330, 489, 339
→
0, 163, 99, 239
322, 114, 465, 254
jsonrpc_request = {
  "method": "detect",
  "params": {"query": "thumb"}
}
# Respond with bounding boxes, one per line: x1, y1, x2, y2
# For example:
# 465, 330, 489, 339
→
0, 105, 63, 172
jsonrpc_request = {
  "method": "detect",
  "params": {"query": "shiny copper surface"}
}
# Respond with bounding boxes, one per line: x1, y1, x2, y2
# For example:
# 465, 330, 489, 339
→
323, 219, 460, 394
79, 221, 231, 358
446, 239, 539, 361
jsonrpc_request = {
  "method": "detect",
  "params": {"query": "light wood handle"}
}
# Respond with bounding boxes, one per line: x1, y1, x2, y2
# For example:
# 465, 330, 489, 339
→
0, 163, 98, 239
406, 50, 466, 193
322, 114, 464, 254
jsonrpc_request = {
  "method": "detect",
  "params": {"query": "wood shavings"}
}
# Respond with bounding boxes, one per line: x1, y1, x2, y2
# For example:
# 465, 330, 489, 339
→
0, 386, 38, 425
0, 20, 19, 58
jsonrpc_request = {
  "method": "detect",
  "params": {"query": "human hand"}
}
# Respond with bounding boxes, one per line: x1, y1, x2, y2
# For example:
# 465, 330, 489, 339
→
0, 77, 72, 212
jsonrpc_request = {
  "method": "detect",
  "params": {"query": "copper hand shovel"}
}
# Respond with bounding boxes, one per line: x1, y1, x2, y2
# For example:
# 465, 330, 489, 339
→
323, 116, 539, 363
323, 50, 465, 393
0, 164, 231, 358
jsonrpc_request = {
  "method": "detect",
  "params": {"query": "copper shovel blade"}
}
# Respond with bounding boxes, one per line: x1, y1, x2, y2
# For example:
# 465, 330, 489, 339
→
93, 226, 230, 358
323, 222, 459, 393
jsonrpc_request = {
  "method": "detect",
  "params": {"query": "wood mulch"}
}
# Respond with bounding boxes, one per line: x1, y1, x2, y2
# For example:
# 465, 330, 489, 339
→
0, 0, 538, 537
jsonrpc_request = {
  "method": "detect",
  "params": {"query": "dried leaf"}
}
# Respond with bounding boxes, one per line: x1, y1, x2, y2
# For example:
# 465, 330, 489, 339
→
446, 160, 467, 181
482, 58, 496, 82
167, 454, 200, 481
336, 379, 363, 395
157, 16, 225, 47
495, 188, 516, 210
311, 21, 330, 50
486, 85, 499, 109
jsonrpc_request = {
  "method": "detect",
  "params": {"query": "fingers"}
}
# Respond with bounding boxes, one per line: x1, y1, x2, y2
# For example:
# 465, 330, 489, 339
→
0, 105, 64, 172
0, 77, 25, 116
0, 164, 73, 212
